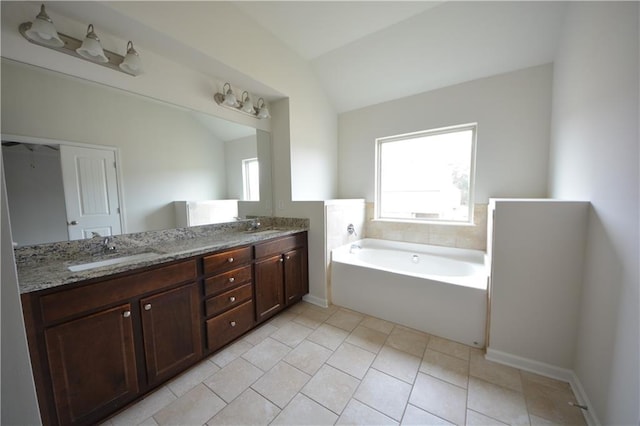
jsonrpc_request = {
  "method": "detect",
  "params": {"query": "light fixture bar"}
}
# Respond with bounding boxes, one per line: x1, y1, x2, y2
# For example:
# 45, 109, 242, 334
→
19, 22, 138, 76
214, 92, 264, 119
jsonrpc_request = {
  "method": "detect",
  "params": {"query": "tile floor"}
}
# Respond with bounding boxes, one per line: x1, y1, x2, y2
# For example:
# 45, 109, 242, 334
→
105, 302, 587, 426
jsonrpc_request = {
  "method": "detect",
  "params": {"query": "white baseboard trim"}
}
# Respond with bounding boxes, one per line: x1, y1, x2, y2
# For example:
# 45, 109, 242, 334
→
486, 347, 600, 426
302, 294, 328, 308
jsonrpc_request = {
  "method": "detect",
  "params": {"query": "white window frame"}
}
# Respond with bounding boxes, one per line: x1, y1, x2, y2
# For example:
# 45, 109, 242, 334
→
374, 123, 477, 225
242, 157, 259, 201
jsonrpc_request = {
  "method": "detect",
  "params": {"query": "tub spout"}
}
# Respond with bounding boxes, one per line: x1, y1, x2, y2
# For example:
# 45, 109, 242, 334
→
349, 244, 361, 254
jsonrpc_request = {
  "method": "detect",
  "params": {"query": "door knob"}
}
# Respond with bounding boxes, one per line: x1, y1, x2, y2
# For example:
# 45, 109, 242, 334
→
68, 220, 78, 225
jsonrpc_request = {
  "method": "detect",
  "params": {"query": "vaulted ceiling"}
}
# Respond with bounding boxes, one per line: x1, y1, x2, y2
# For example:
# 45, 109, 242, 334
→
44, 1, 568, 113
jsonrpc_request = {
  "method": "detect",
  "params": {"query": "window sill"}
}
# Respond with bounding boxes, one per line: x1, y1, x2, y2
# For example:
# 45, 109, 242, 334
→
372, 218, 476, 227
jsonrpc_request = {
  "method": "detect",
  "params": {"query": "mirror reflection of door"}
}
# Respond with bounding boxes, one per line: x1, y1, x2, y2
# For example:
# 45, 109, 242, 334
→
60, 145, 122, 240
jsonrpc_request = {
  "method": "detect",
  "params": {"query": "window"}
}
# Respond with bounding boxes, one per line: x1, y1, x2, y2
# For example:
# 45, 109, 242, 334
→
242, 158, 259, 201
375, 123, 477, 224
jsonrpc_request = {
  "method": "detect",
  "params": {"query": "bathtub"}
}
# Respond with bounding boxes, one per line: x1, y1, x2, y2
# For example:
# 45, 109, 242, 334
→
331, 239, 488, 347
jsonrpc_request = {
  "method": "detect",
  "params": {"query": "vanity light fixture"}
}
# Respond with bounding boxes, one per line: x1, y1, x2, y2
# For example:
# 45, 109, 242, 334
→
240, 91, 255, 114
76, 24, 108, 63
19, 4, 143, 76
213, 83, 270, 119
256, 98, 271, 119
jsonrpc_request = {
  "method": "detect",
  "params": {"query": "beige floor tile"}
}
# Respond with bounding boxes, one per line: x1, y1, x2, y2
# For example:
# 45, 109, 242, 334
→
204, 357, 263, 403
420, 349, 469, 389
409, 373, 467, 425
110, 386, 176, 426
270, 321, 314, 347
466, 409, 509, 425
268, 311, 298, 328
271, 393, 338, 425
153, 384, 225, 426
207, 388, 280, 425
361, 316, 395, 335
209, 339, 253, 368
293, 312, 325, 329
401, 404, 454, 425
346, 325, 389, 354
470, 350, 522, 392
326, 308, 364, 332
138, 416, 159, 425
242, 337, 291, 371
242, 323, 278, 345
354, 368, 412, 421
283, 340, 333, 375
528, 414, 562, 425
337, 399, 399, 425
166, 359, 220, 397
300, 305, 333, 322
327, 342, 376, 379
521, 372, 585, 425
467, 377, 529, 425
301, 364, 360, 414
373, 345, 421, 384
287, 302, 309, 315
386, 326, 429, 357
427, 336, 470, 361
307, 323, 350, 350
251, 361, 311, 408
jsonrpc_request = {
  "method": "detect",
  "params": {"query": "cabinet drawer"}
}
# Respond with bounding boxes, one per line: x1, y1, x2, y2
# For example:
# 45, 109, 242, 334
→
204, 265, 252, 296
203, 246, 252, 274
40, 260, 197, 324
206, 300, 254, 351
254, 233, 306, 259
206, 283, 253, 317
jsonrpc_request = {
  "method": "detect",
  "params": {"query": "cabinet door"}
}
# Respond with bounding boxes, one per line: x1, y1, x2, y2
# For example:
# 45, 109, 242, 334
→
140, 283, 202, 386
284, 248, 307, 304
255, 254, 285, 322
45, 304, 138, 426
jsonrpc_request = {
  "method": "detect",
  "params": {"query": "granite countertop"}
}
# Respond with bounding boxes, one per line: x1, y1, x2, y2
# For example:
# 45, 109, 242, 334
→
15, 217, 308, 294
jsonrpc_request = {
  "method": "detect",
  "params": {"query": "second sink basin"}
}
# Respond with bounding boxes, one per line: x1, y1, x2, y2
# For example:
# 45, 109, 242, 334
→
68, 252, 160, 272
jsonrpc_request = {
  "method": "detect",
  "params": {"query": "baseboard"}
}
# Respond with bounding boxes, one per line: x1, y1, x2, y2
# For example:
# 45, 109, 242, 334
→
486, 347, 600, 426
302, 294, 328, 308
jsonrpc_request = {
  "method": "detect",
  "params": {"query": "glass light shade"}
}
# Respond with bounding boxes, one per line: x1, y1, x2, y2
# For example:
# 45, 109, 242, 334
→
223, 89, 237, 106
256, 98, 270, 119
76, 25, 108, 63
119, 41, 142, 75
25, 5, 64, 47
241, 92, 255, 114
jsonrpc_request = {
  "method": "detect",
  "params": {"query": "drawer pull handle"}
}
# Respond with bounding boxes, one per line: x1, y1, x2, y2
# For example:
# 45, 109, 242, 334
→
144, 304, 152, 311
229, 296, 236, 302
123, 311, 131, 318
230, 321, 237, 327
228, 257, 234, 263
229, 277, 235, 283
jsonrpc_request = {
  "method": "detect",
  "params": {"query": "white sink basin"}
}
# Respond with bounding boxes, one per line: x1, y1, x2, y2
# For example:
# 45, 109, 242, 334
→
68, 252, 159, 272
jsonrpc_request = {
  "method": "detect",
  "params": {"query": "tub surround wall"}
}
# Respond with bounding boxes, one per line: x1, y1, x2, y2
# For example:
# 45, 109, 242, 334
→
365, 203, 488, 251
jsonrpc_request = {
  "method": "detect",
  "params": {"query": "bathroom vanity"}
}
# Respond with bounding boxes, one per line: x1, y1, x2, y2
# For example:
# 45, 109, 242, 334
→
17, 223, 308, 426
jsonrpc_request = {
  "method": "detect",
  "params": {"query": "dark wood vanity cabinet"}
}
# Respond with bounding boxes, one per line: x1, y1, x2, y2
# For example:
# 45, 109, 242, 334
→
254, 232, 308, 322
22, 231, 308, 426
22, 259, 201, 426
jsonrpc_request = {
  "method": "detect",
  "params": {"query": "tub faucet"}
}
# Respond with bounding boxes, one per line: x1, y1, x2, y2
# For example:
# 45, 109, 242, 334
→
347, 224, 357, 236
349, 244, 362, 254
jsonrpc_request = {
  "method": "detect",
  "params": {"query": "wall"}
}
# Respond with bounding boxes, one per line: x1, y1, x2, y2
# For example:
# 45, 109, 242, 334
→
1, 151, 42, 424
2, 145, 67, 245
2, 60, 229, 234
548, 3, 639, 425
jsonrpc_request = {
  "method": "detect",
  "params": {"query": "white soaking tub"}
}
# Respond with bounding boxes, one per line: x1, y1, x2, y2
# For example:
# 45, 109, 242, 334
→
331, 239, 488, 347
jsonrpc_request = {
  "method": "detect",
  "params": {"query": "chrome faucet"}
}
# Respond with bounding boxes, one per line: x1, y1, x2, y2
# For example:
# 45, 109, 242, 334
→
349, 244, 362, 254
247, 219, 261, 231
103, 236, 116, 252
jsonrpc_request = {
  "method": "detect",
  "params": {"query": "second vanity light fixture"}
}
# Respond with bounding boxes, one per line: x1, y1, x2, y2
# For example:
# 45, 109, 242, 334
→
19, 4, 143, 76
214, 83, 271, 119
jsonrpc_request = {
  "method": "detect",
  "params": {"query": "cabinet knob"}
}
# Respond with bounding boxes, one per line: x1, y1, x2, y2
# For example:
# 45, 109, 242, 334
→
230, 321, 237, 327
144, 303, 152, 311
228, 257, 234, 263
279, 258, 284, 263
123, 310, 131, 318
286, 256, 290, 260
229, 296, 236, 302
229, 277, 235, 283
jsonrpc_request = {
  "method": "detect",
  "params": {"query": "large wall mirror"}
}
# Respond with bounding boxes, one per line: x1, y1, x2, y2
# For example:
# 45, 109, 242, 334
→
1, 59, 273, 246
